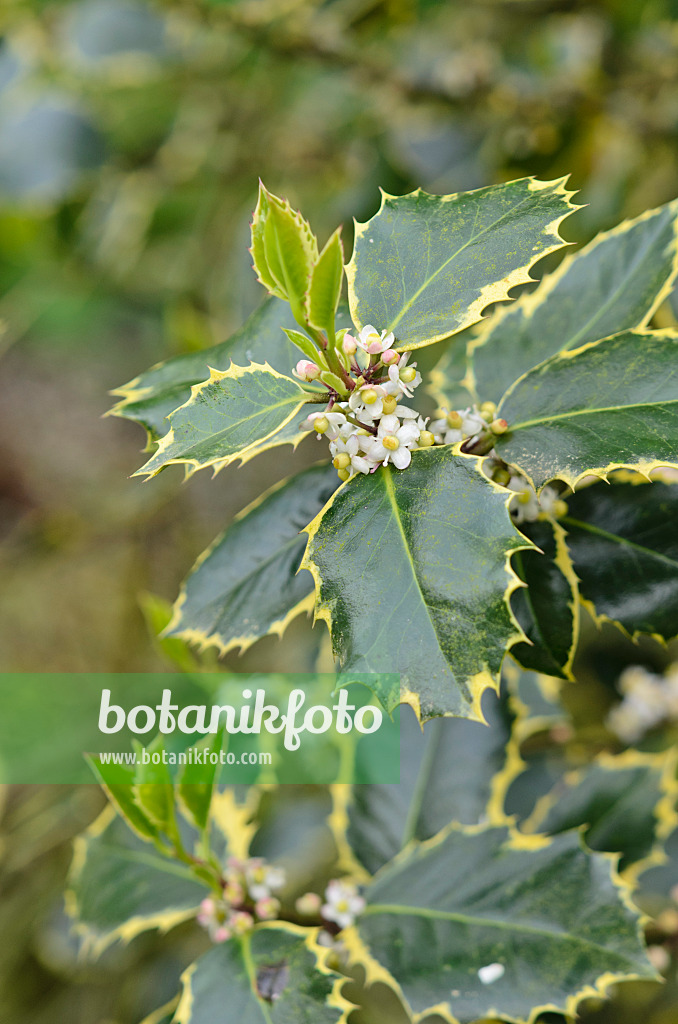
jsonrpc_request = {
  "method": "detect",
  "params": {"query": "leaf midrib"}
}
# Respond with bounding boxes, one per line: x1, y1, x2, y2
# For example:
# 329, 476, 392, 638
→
361, 903, 634, 960
563, 516, 678, 572
173, 392, 306, 460
508, 396, 678, 431
386, 190, 543, 333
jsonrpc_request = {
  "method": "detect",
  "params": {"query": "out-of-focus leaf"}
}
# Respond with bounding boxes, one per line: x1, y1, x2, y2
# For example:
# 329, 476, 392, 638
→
349, 825, 655, 1024
347, 178, 577, 351
302, 449, 529, 720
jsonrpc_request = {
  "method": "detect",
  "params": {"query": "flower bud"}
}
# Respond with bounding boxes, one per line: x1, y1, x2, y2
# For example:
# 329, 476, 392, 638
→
399, 366, 417, 383
382, 436, 400, 451
342, 334, 357, 355
418, 431, 435, 447
361, 388, 379, 405
492, 468, 511, 486
446, 411, 463, 429
382, 395, 398, 415
333, 453, 351, 470
313, 416, 329, 434
228, 911, 254, 936
295, 892, 322, 917
255, 896, 281, 921
296, 360, 320, 381
337, 468, 350, 482
223, 880, 245, 906
490, 418, 508, 435
381, 349, 399, 365
480, 401, 496, 416
213, 925, 231, 943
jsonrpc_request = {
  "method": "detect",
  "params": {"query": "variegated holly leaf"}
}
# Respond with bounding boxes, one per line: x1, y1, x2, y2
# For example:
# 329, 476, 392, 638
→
110, 297, 354, 445
66, 807, 205, 957
173, 926, 347, 1024
349, 825, 655, 1024
469, 199, 678, 405
509, 520, 579, 679
523, 751, 678, 874
346, 693, 513, 876
494, 330, 678, 489
302, 448, 530, 721
347, 178, 577, 351
135, 363, 314, 478
562, 477, 678, 640
167, 463, 338, 656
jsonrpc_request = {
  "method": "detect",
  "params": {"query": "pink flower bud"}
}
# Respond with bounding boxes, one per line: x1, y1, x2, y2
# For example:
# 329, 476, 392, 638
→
295, 360, 320, 381
342, 334, 357, 355
213, 925, 231, 943
255, 896, 281, 920
367, 340, 384, 354
295, 892, 322, 917
382, 349, 399, 365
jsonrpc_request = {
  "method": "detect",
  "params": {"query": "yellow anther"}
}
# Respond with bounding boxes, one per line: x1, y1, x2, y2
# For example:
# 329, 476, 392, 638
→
418, 431, 435, 447
553, 499, 569, 518
333, 453, 351, 470
399, 366, 416, 383
382, 395, 398, 415
337, 468, 350, 482
362, 388, 379, 404
492, 468, 511, 486
382, 435, 400, 451
518, 491, 532, 505
490, 418, 508, 435
313, 416, 329, 434
446, 411, 463, 429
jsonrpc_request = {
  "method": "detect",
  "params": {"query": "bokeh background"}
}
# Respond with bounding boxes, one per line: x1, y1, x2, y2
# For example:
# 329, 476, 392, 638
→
3, 0, 678, 1021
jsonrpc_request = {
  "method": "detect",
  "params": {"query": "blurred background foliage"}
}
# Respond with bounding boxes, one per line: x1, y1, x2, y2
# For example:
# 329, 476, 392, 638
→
3, 0, 678, 1020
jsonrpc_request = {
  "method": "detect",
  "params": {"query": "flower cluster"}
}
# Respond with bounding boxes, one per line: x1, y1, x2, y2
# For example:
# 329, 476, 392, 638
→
295, 878, 366, 940
607, 663, 678, 743
300, 325, 432, 477
197, 856, 286, 943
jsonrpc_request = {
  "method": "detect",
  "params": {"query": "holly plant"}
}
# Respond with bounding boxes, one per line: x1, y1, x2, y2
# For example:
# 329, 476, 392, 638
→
67, 178, 678, 1023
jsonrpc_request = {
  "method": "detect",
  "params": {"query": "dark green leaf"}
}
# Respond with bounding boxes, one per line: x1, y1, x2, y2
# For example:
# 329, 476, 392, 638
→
495, 330, 678, 489
510, 520, 579, 678
351, 825, 655, 1024
135, 363, 310, 478
470, 199, 678, 405
173, 926, 345, 1024
167, 463, 338, 655
302, 449, 529, 720
563, 478, 678, 640
347, 692, 513, 875
347, 178, 576, 351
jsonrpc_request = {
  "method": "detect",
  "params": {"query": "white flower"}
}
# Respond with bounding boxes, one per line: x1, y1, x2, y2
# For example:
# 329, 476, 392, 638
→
244, 859, 286, 901
197, 897, 231, 943
508, 477, 540, 524
461, 408, 485, 436
384, 352, 422, 398
362, 413, 421, 470
537, 485, 563, 517
322, 880, 366, 930
357, 324, 395, 355
329, 431, 373, 475
348, 384, 387, 421
429, 414, 464, 446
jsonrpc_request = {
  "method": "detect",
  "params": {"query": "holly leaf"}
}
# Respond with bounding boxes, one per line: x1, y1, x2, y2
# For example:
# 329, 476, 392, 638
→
66, 807, 204, 957
347, 178, 577, 351
348, 825, 656, 1024
134, 363, 312, 478
302, 449, 530, 721
509, 520, 579, 679
562, 477, 678, 641
426, 325, 477, 410
346, 692, 513, 876
494, 330, 678, 489
173, 926, 348, 1024
523, 750, 678, 875
87, 756, 159, 842
308, 227, 344, 335
469, 199, 678, 404
166, 463, 338, 656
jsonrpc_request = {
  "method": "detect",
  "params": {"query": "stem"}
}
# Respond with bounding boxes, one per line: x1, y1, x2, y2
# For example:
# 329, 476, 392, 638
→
344, 412, 377, 435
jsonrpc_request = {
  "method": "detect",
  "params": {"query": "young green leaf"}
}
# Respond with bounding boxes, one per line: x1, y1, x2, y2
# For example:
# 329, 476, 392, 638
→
66, 807, 204, 957
252, 183, 319, 325
134, 362, 312, 478
166, 463, 338, 656
563, 477, 678, 640
494, 330, 678, 489
347, 178, 577, 351
176, 730, 224, 832
308, 227, 344, 336
133, 735, 177, 835
469, 198, 678, 404
250, 185, 288, 300
509, 520, 579, 679
281, 326, 326, 365
348, 825, 656, 1024
346, 694, 513, 875
173, 926, 347, 1024
87, 756, 159, 842
302, 449, 530, 721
